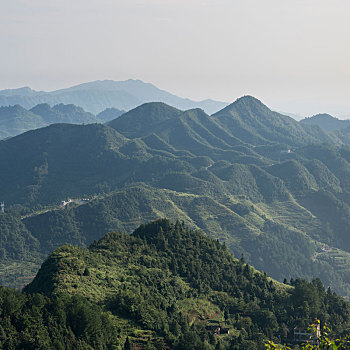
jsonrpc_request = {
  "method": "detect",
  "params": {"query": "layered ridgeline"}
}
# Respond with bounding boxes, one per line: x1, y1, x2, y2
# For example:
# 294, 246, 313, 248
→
0, 79, 227, 115
2, 220, 343, 350
0, 103, 124, 139
2, 97, 350, 298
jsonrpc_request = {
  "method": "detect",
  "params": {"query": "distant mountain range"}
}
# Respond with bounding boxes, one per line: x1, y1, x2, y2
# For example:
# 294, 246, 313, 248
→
0, 79, 228, 115
301, 113, 350, 131
2, 96, 350, 299
0, 103, 124, 139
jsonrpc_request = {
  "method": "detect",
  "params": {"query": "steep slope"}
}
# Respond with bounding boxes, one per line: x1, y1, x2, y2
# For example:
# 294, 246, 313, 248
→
108, 102, 183, 138
110, 99, 339, 158
301, 113, 350, 131
0, 123, 134, 205
0, 211, 43, 289
0, 287, 120, 349
268, 160, 319, 195
0, 212, 39, 261
23, 219, 350, 349
212, 96, 338, 146
109, 103, 257, 162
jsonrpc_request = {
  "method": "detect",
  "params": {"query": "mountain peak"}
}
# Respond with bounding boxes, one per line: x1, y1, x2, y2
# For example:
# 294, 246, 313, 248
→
108, 102, 182, 138
232, 95, 269, 110
236, 95, 263, 103
300, 113, 350, 131
308, 113, 338, 121
30, 103, 52, 113
213, 95, 269, 116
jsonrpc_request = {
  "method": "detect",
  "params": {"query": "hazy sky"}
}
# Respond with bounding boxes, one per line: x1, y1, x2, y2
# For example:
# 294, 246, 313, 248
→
1, 0, 350, 118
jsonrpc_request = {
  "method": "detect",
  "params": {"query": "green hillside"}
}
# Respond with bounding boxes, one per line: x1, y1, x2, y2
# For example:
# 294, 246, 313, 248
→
0, 123, 141, 205
2, 98, 350, 299
212, 96, 338, 146
19, 219, 350, 350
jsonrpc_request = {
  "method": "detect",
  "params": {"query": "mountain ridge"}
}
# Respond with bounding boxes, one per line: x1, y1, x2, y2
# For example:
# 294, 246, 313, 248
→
0, 103, 124, 140
301, 113, 350, 131
2, 97, 350, 300
0, 79, 228, 114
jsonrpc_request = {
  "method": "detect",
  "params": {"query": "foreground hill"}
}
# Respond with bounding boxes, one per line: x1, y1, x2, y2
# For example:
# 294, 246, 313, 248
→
0, 79, 227, 114
19, 219, 350, 349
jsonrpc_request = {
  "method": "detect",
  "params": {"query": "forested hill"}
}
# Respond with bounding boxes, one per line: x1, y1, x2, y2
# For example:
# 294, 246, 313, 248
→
109, 97, 338, 149
19, 219, 350, 349
2, 97, 350, 300
211, 96, 338, 146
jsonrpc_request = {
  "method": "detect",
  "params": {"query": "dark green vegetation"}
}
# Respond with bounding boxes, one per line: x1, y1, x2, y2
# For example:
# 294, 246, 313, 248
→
0, 79, 227, 115
2, 96, 350, 301
0, 287, 119, 349
0, 103, 124, 139
0, 220, 342, 350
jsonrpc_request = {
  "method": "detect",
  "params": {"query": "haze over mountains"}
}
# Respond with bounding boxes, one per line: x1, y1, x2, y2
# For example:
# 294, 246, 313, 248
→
0, 79, 228, 115
301, 113, 350, 131
0, 103, 124, 139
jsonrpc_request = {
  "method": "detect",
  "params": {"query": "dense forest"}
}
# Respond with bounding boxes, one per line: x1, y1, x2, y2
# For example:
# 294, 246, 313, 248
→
0, 219, 346, 349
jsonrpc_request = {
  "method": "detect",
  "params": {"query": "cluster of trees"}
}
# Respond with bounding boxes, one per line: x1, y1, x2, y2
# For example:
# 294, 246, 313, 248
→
20, 220, 350, 349
0, 287, 119, 349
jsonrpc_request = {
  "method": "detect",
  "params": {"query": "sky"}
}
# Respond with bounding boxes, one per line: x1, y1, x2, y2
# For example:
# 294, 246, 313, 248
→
1, 0, 350, 118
